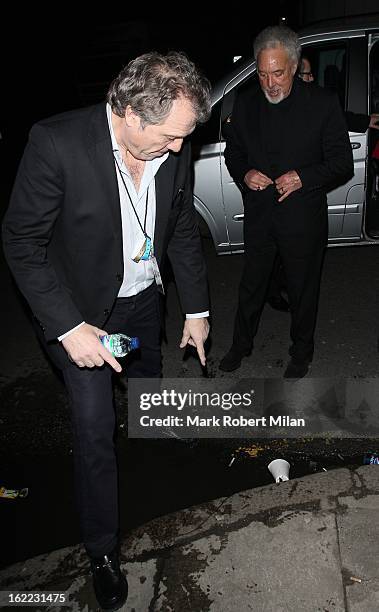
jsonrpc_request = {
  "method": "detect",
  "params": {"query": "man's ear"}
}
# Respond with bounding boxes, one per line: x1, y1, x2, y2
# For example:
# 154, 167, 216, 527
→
125, 105, 141, 129
291, 62, 298, 76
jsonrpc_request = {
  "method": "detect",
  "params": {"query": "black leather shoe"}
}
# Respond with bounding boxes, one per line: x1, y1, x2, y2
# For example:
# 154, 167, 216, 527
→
90, 549, 128, 611
219, 347, 250, 372
267, 295, 290, 312
283, 359, 309, 379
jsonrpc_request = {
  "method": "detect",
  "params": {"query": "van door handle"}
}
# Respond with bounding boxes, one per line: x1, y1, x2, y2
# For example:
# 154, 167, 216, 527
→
351, 142, 361, 149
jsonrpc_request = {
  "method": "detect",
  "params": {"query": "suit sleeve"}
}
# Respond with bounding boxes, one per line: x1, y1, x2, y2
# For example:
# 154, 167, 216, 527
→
2, 123, 84, 340
166, 145, 209, 315
297, 93, 354, 191
345, 111, 370, 133
224, 93, 252, 187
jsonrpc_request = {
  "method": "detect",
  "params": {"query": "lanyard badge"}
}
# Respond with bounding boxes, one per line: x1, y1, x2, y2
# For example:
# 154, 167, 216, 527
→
132, 236, 152, 262
151, 254, 165, 294
132, 239, 165, 294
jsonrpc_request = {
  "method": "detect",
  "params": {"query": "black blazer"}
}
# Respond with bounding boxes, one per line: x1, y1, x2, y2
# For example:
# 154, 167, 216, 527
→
224, 78, 354, 252
2, 104, 209, 349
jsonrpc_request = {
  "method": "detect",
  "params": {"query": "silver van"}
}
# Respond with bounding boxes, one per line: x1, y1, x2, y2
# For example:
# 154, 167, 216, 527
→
193, 16, 379, 254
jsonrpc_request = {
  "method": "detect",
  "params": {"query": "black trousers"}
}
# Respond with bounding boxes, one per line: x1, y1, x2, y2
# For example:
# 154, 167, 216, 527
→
267, 254, 286, 300
62, 283, 161, 558
232, 233, 325, 363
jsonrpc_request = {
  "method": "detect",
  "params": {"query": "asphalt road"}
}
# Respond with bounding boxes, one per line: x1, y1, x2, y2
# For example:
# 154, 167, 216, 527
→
164, 231, 379, 379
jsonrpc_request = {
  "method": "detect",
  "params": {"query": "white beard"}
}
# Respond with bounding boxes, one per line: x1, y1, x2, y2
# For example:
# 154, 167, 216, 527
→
263, 90, 285, 104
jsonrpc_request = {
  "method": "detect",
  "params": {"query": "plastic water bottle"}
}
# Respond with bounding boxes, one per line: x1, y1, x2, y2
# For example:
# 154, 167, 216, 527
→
363, 453, 379, 465
100, 333, 139, 357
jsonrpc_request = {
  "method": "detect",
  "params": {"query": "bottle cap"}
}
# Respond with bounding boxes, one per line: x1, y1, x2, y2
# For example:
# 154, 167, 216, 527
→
130, 337, 140, 350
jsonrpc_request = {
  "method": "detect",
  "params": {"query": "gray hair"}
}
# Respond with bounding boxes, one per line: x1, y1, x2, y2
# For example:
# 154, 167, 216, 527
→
107, 51, 211, 127
254, 26, 301, 65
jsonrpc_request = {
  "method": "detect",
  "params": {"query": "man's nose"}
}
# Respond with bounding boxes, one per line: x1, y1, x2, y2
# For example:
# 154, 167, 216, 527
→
267, 75, 275, 88
167, 138, 183, 152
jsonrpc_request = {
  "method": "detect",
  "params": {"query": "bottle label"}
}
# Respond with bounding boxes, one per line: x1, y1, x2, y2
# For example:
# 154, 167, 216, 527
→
100, 334, 139, 358
100, 335, 112, 353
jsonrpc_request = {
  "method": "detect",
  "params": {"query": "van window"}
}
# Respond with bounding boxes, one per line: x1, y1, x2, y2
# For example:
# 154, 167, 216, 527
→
301, 43, 348, 109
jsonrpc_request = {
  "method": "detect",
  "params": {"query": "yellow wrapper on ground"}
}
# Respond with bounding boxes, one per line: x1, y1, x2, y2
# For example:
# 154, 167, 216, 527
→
0, 486, 28, 499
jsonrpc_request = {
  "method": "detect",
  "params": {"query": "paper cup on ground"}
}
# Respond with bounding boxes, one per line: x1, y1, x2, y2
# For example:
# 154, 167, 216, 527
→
268, 459, 290, 483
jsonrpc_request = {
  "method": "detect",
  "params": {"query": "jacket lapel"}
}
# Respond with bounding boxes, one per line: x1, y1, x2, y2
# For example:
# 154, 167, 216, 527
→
257, 93, 271, 176
154, 153, 176, 263
279, 79, 307, 169
86, 104, 123, 262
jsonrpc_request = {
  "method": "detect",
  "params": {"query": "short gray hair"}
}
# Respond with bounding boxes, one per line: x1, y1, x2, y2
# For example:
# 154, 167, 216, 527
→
254, 26, 301, 65
107, 51, 211, 127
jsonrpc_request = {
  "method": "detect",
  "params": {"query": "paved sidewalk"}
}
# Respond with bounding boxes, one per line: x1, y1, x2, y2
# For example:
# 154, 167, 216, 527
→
1, 466, 378, 611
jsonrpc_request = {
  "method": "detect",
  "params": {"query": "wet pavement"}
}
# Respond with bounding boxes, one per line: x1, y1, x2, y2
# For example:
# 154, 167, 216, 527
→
1, 465, 379, 611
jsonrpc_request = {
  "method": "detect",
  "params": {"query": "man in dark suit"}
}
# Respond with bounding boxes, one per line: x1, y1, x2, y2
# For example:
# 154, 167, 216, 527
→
219, 26, 353, 378
264, 53, 379, 317
2, 51, 211, 610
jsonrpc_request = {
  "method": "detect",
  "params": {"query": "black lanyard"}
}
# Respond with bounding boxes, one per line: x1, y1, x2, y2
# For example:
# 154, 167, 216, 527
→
113, 153, 149, 238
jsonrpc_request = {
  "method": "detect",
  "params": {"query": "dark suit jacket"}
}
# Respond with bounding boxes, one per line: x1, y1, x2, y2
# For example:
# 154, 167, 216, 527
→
2, 103, 208, 365
224, 78, 353, 254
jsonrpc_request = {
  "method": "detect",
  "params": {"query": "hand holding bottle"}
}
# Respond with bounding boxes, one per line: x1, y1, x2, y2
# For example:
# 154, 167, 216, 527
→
62, 323, 122, 372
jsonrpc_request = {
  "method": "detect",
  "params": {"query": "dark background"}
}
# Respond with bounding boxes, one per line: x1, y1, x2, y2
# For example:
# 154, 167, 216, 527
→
2, 6, 297, 184
3, 2, 379, 180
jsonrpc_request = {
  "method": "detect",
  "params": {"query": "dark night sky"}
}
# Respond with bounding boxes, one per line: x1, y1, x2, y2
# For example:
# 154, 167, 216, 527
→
4, 2, 379, 150
6, 7, 299, 118
3, 5, 300, 170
